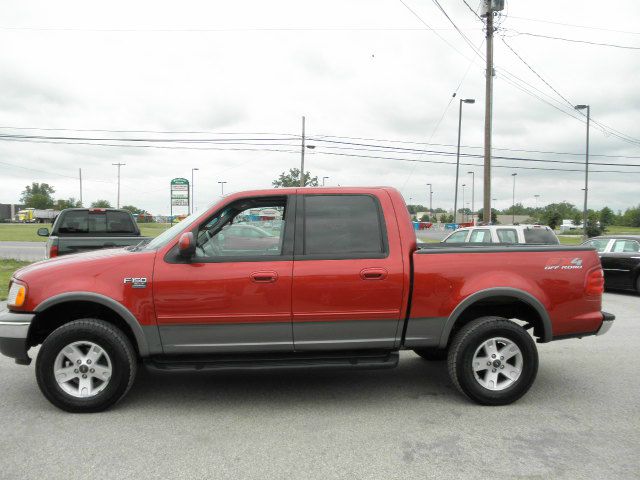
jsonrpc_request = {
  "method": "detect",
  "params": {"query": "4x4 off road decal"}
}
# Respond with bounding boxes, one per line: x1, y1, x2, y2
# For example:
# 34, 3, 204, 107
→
544, 258, 583, 271
123, 277, 148, 288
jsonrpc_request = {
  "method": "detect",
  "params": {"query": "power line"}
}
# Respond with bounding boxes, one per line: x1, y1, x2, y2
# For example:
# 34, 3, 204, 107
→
430, 0, 484, 60
507, 30, 640, 50
507, 15, 640, 36
461, 0, 482, 21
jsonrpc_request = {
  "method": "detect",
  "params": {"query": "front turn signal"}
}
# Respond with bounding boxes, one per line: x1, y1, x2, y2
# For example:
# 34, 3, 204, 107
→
7, 281, 27, 308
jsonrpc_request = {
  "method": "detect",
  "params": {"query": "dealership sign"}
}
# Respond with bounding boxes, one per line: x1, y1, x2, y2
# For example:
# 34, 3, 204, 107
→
171, 178, 190, 207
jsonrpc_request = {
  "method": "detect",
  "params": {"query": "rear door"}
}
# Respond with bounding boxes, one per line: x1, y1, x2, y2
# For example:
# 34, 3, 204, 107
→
601, 239, 640, 288
291, 192, 404, 351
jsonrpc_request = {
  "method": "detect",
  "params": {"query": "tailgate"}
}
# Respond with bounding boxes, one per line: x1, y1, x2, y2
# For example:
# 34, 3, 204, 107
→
56, 236, 150, 256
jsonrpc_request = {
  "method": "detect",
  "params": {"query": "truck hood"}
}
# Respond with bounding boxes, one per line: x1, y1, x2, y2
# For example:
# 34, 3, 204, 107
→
14, 247, 149, 281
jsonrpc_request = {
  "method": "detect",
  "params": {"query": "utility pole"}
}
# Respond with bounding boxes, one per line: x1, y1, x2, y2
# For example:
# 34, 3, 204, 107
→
426, 183, 433, 217
79, 168, 83, 207
575, 104, 590, 240
191, 168, 199, 214
462, 184, 466, 223
300, 116, 306, 187
112, 163, 125, 208
481, 1, 499, 225
218, 181, 227, 196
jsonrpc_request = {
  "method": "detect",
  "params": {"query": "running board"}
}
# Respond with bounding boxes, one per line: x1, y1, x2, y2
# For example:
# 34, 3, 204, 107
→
145, 350, 399, 372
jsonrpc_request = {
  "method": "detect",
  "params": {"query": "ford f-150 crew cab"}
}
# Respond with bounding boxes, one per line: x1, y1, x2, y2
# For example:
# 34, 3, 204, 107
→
0, 187, 614, 412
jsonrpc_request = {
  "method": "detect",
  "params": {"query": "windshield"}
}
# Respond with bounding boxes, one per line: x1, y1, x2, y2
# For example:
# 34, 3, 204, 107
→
143, 212, 203, 250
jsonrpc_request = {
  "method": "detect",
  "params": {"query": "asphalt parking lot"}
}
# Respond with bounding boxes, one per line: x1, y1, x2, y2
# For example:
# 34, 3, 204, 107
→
0, 293, 638, 480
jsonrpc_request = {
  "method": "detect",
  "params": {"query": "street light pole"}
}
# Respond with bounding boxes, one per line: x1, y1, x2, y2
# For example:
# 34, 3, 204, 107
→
511, 173, 517, 224
575, 104, 590, 239
534, 194, 540, 221
467, 172, 475, 224
454, 98, 475, 224
112, 163, 126, 208
426, 183, 433, 217
218, 181, 227, 196
322, 176, 329, 186
191, 168, 199, 214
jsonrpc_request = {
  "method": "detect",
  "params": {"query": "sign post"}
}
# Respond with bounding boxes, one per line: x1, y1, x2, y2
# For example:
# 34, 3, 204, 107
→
170, 178, 190, 225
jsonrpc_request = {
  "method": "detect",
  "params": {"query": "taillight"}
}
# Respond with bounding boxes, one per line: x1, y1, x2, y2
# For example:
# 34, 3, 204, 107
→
48, 243, 58, 258
585, 268, 604, 296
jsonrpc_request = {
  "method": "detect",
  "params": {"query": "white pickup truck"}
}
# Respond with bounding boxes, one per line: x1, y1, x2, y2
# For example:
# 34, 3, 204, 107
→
442, 224, 560, 245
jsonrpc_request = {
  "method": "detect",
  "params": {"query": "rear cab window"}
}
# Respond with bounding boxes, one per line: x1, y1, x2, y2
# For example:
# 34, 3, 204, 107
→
584, 238, 611, 253
523, 228, 559, 245
299, 194, 387, 258
56, 210, 137, 235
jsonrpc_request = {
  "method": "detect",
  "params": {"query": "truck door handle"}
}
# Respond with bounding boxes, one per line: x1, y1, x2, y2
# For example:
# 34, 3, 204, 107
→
250, 271, 278, 283
360, 268, 388, 280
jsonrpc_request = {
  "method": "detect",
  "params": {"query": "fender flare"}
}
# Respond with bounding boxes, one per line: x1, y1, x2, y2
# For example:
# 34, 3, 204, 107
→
34, 292, 156, 356
438, 287, 552, 349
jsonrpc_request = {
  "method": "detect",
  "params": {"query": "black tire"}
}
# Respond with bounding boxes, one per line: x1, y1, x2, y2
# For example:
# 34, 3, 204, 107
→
447, 316, 538, 406
413, 347, 448, 361
36, 319, 137, 413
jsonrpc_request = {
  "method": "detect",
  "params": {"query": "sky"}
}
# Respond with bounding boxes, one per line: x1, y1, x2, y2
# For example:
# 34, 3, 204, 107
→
0, 0, 639, 215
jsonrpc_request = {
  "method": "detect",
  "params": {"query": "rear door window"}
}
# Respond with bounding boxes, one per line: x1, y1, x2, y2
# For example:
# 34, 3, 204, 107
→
612, 240, 640, 253
301, 195, 386, 257
444, 230, 469, 243
497, 229, 518, 244
523, 228, 559, 245
469, 229, 491, 243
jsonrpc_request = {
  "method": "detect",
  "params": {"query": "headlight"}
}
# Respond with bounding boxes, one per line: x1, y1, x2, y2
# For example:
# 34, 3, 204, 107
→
7, 280, 27, 308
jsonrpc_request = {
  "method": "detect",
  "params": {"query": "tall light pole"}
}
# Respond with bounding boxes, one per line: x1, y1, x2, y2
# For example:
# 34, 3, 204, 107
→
426, 183, 433, 217
461, 184, 466, 223
322, 176, 329, 186
218, 181, 227, 196
467, 172, 475, 224
454, 98, 475, 223
112, 163, 125, 208
534, 194, 540, 221
191, 168, 199, 214
575, 104, 590, 239
511, 173, 517, 224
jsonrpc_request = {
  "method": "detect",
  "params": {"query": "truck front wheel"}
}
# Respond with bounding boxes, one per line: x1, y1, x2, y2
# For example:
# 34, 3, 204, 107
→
447, 316, 538, 405
35, 319, 137, 413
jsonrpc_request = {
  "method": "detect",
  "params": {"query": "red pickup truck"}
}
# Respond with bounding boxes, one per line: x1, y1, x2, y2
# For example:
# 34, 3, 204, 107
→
1, 187, 614, 412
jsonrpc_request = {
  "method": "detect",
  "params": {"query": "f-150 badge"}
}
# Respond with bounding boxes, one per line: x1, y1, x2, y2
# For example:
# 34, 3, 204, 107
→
123, 277, 147, 288
544, 258, 583, 270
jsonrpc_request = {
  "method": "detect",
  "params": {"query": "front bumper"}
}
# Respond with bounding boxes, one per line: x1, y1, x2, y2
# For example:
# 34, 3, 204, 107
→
597, 311, 615, 336
0, 309, 35, 365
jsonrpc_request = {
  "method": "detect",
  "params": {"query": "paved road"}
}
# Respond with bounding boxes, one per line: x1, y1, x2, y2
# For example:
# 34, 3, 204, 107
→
0, 241, 45, 261
0, 293, 638, 479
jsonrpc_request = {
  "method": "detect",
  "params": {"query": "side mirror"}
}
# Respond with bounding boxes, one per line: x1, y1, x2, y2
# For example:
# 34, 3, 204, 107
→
178, 232, 196, 259
37, 228, 50, 237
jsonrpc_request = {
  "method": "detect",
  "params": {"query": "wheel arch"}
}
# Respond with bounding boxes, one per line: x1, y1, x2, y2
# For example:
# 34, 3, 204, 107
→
31, 292, 160, 357
438, 288, 552, 349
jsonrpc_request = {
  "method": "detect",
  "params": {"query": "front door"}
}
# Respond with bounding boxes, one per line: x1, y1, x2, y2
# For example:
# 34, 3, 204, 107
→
291, 193, 404, 351
153, 196, 295, 354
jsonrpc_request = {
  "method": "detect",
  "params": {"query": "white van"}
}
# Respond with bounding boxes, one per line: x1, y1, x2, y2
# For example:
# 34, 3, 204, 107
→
442, 224, 560, 245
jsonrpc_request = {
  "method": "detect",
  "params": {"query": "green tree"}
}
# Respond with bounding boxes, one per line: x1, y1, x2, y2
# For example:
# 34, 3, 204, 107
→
620, 205, 640, 227
420, 214, 430, 222
121, 205, 149, 215
272, 168, 319, 187
586, 211, 603, 237
54, 198, 81, 210
599, 207, 614, 230
477, 208, 498, 224
91, 199, 112, 208
20, 182, 56, 209
545, 211, 563, 230
572, 212, 583, 226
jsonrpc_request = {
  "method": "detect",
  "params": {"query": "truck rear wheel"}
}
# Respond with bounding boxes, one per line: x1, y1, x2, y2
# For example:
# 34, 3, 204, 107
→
35, 319, 137, 413
413, 347, 447, 361
447, 316, 538, 406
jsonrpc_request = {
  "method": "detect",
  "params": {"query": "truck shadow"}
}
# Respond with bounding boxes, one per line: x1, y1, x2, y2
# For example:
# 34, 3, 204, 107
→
122, 353, 465, 410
